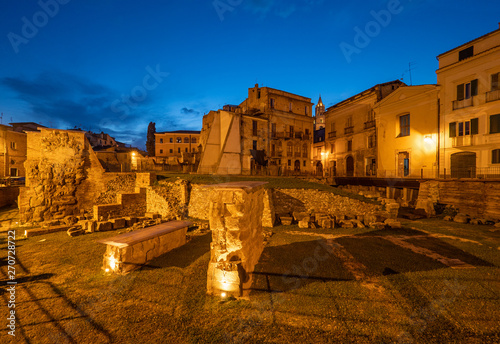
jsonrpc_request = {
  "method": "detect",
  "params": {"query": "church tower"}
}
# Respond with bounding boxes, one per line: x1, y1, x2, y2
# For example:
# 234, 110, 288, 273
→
314, 95, 325, 131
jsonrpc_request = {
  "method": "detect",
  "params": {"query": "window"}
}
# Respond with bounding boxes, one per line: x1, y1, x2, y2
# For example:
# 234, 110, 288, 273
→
459, 46, 474, 61
303, 160, 306, 167
170, 138, 173, 143
399, 114, 410, 137
287, 160, 291, 166
10, 168, 18, 177
287, 142, 293, 156
178, 148, 181, 153
305, 129, 309, 136
176, 137, 182, 143
457, 79, 478, 100
449, 118, 478, 137
184, 137, 189, 143
346, 116, 353, 128
330, 143, 335, 154
289, 126, 294, 137
347, 140, 352, 152
252, 120, 257, 136
491, 73, 499, 91
169, 149, 173, 153
493, 149, 500, 164
317, 148, 322, 157
271, 123, 276, 137
289, 102, 292, 112
270, 98, 275, 109
185, 148, 188, 152
302, 143, 308, 158
160, 138, 163, 143
490, 114, 500, 134
10, 142, 16, 149
253, 140, 257, 150
305, 106, 308, 115
368, 134, 376, 148
160, 149, 163, 154
257, 90, 261, 99
191, 137, 196, 143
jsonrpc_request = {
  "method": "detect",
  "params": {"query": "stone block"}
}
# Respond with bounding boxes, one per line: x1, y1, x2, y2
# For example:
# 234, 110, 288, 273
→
67, 226, 85, 237
339, 220, 355, 228
321, 219, 334, 229
352, 219, 365, 228
494, 222, 500, 228
97, 221, 113, 232
86, 220, 97, 233
124, 217, 138, 227
298, 217, 310, 228
112, 218, 126, 230
293, 211, 309, 222
280, 216, 293, 226
453, 214, 469, 224
384, 219, 402, 229
369, 222, 386, 230
145, 212, 160, 220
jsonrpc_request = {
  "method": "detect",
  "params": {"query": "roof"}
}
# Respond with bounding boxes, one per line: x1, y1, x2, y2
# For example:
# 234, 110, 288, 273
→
156, 130, 201, 134
327, 80, 404, 111
437, 26, 500, 58
375, 84, 438, 108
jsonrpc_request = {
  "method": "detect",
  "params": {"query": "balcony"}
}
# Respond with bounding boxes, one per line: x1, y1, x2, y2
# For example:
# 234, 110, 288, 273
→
294, 152, 301, 158
344, 126, 354, 135
452, 135, 473, 147
486, 89, 500, 103
452, 97, 473, 110
364, 120, 375, 129
294, 132, 303, 139
328, 131, 336, 139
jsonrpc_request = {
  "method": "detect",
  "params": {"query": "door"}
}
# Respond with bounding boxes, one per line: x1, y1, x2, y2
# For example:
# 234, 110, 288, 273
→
451, 152, 476, 178
316, 161, 323, 176
346, 156, 354, 176
294, 160, 301, 172
398, 152, 409, 177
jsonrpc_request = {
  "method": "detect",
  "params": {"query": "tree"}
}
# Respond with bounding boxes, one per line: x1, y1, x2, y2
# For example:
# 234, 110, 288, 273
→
146, 122, 156, 156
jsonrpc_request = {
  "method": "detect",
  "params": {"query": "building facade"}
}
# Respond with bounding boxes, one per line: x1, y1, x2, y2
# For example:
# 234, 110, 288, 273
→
155, 130, 201, 159
0, 124, 27, 179
324, 80, 404, 177
198, 84, 313, 175
437, 24, 500, 178
375, 85, 439, 179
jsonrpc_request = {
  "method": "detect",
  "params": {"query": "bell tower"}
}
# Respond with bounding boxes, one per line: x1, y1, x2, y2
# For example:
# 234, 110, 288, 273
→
314, 95, 325, 130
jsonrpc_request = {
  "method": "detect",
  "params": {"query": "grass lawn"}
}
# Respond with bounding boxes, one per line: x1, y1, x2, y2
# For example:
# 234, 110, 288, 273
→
155, 172, 378, 203
1, 216, 499, 343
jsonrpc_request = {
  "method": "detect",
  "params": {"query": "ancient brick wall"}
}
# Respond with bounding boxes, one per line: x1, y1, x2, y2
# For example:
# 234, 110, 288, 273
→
272, 188, 380, 217
418, 180, 500, 220
188, 184, 213, 220
146, 179, 188, 220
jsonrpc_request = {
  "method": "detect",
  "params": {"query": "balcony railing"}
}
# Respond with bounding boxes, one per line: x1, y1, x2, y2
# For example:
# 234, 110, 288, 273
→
486, 89, 500, 103
453, 97, 473, 110
294, 132, 303, 139
328, 131, 336, 139
364, 120, 375, 129
452, 135, 473, 147
344, 126, 354, 135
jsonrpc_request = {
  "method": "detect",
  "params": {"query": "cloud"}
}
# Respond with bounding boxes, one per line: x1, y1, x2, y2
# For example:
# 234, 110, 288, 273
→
180, 107, 200, 115
0, 71, 158, 148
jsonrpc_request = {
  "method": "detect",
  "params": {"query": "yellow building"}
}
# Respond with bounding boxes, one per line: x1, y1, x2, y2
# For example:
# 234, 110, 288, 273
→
437, 24, 500, 178
375, 85, 439, 178
155, 130, 200, 159
0, 124, 28, 179
198, 84, 313, 175
325, 80, 404, 177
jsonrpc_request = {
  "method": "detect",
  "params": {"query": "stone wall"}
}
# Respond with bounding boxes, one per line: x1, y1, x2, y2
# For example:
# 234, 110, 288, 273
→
93, 188, 147, 220
417, 180, 500, 220
0, 186, 19, 208
146, 179, 189, 220
188, 184, 213, 220
272, 188, 380, 217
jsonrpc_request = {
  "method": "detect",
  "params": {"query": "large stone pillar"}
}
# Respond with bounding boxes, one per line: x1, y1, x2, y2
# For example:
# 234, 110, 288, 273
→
206, 182, 267, 298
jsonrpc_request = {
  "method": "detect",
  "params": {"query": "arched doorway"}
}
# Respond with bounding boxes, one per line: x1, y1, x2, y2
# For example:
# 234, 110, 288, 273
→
316, 161, 323, 176
451, 152, 476, 178
346, 156, 354, 176
294, 160, 301, 172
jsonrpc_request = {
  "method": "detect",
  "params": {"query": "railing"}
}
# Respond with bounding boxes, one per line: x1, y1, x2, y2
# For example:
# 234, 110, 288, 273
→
452, 97, 473, 110
344, 126, 354, 135
377, 167, 500, 180
294, 132, 303, 139
452, 135, 473, 147
364, 120, 376, 129
328, 131, 336, 139
486, 89, 500, 103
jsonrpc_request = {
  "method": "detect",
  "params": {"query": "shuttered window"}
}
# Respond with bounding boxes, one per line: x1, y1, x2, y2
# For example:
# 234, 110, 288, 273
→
490, 114, 500, 134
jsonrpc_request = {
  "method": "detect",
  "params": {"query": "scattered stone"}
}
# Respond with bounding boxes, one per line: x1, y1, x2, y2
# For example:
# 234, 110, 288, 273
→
280, 215, 293, 226
111, 218, 126, 230
67, 226, 85, 237
443, 216, 453, 221
298, 217, 310, 229
453, 214, 469, 224
494, 222, 500, 228
384, 219, 402, 229
96, 221, 113, 232
339, 220, 355, 228
470, 218, 483, 225
145, 212, 160, 220
369, 222, 386, 230
293, 212, 309, 222
352, 219, 365, 228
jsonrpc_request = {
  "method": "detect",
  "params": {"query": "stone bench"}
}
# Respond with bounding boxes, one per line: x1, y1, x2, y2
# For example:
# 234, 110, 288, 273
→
98, 220, 192, 274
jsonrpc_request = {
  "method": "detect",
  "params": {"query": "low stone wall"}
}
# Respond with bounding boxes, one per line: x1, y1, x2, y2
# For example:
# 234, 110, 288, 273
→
146, 179, 189, 220
417, 180, 500, 220
272, 188, 380, 217
94, 188, 147, 220
0, 186, 19, 208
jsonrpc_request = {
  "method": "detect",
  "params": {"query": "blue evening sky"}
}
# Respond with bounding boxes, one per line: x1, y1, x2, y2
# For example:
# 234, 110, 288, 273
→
1, 0, 499, 148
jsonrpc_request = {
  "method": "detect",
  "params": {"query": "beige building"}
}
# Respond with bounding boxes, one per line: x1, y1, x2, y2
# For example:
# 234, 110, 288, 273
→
155, 130, 200, 159
325, 80, 404, 177
375, 85, 440, 178
0, 124, 27, 178
198, 84, 313, 175
437, 24, 500, 178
